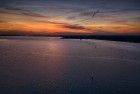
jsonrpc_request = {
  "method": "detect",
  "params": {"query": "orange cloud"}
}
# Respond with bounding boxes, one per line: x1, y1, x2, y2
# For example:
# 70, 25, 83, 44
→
0, 7, 140, 35
0, 18, 93, 34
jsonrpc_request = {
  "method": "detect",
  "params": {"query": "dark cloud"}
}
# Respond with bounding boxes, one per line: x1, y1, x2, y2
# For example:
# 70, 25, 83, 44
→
0, 7, 47, 18
75, 7, 140, 23
100, 8, 140, 13
0, 20, 6, 23
63, 24, 92, 31
5, 7, 23, 11
33, 19, 92, 31
66, 16, 76, 20
131, 17, 140, 21
21, 12, 46, 18
78, 8, 140, 17
79, 10, 99, 17
79, 11, 94, 17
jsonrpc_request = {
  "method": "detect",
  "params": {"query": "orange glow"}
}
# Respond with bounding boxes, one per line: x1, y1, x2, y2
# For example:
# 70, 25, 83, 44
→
0, 19, 140, 34
0, 4, 140, 35
0, 20, 92, 33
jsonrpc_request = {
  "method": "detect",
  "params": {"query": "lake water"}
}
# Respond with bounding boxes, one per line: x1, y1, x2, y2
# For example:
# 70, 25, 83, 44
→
0, 36, 140, 94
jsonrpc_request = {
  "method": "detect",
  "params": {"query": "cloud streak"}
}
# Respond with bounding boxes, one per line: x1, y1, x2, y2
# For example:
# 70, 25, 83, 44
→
0, 0, 140, 35
63, 24, 92, 31
0, 7, 47, 18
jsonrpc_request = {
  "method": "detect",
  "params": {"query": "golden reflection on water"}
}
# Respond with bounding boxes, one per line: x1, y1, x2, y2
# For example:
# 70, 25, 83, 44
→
39, 40, 68, 80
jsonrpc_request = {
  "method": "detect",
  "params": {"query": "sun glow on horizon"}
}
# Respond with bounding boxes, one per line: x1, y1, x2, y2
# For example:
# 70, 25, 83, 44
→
0, 0, 140, 35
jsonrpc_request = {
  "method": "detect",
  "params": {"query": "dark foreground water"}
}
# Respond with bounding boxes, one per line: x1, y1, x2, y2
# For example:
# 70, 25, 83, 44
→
0, 36, 140, 94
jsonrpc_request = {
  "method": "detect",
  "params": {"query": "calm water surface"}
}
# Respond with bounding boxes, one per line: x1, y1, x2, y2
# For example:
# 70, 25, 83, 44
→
0, 36, 140, 94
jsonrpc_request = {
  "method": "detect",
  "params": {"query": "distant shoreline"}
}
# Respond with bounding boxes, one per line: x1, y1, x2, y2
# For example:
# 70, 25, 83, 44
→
61, 35, 140, 43
0, 35, 140, 43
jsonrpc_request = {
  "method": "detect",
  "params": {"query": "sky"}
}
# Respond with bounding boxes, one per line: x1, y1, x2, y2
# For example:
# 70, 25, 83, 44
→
0, 0, 140, 35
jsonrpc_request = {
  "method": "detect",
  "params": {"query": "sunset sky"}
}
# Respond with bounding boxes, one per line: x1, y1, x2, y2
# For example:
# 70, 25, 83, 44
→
0, 0, 140, 35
